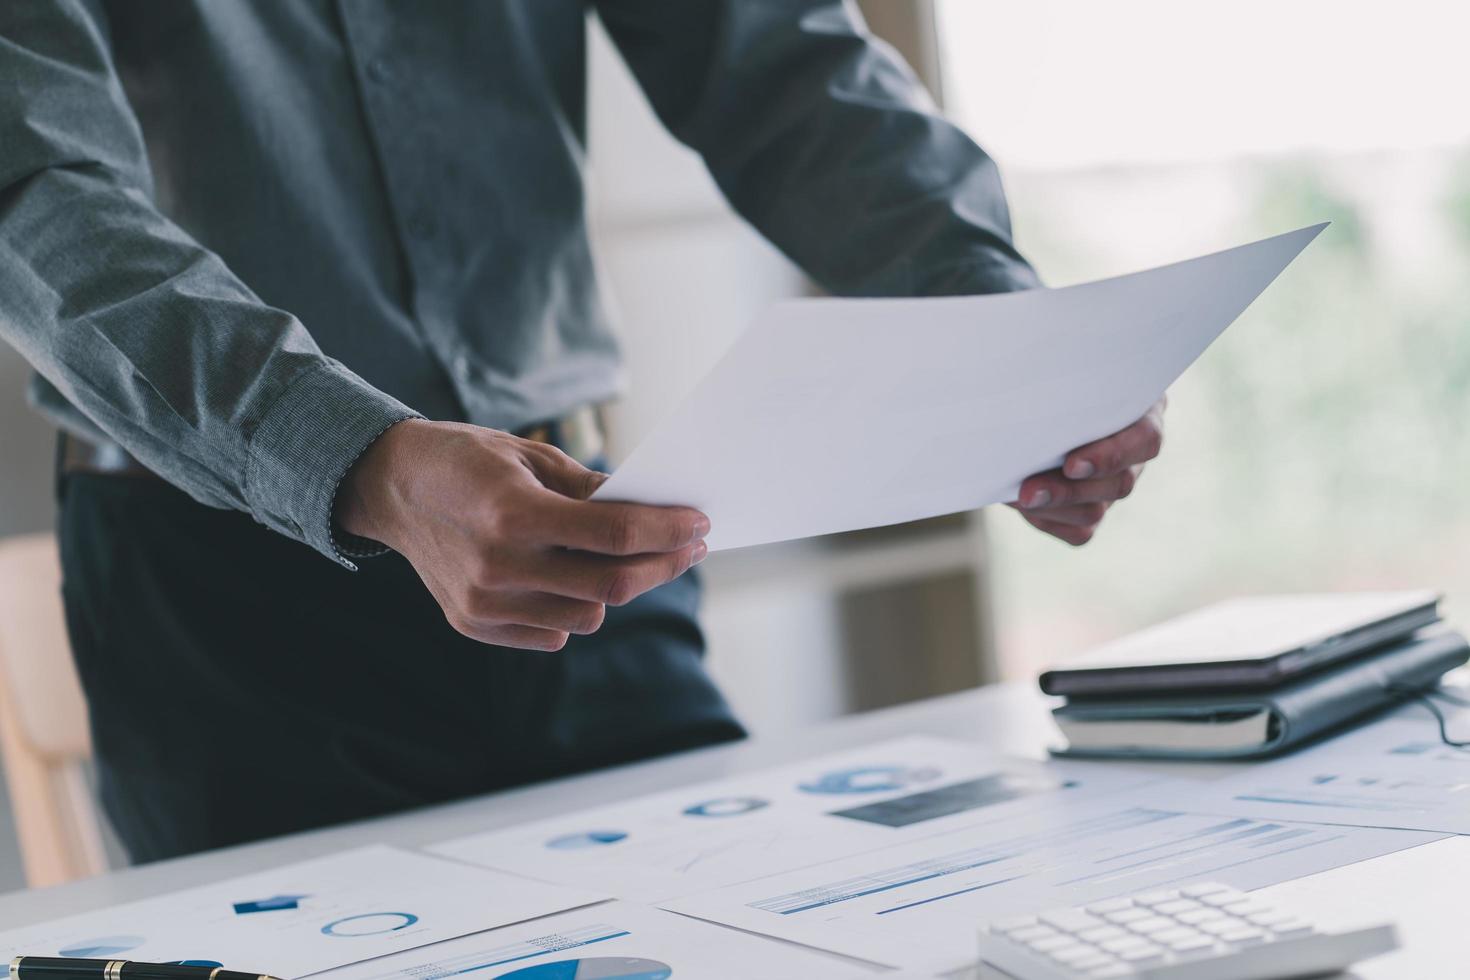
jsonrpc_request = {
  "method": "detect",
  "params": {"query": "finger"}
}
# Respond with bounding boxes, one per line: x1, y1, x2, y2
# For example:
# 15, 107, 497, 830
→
521, 442, 608, 501
531, 494, 710, 556
468, 590, 607, 635
445, 615, 572, 651
1022, 513, 1099, 547
524, 541, 706, 606
1015, 466, 1141, 509
1021, 501, 1110, 528
1062, 403, 1165, 479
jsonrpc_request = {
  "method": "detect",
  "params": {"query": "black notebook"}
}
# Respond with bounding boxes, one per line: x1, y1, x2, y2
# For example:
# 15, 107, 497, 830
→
1039, 591, 1440, 697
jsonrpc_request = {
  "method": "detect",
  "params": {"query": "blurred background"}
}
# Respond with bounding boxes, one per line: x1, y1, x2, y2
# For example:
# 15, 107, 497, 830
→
2, 0, 1468, 888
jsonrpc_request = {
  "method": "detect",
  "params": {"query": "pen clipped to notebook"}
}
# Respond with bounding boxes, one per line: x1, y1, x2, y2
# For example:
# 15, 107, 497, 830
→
10, 958, 283, 980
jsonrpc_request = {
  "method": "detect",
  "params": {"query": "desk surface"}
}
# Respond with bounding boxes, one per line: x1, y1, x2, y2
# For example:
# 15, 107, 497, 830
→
3, 682, 1463, 977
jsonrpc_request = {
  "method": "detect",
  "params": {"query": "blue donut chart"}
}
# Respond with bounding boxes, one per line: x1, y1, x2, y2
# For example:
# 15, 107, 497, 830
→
320, 911, 419, 936
682, 796, 769, 817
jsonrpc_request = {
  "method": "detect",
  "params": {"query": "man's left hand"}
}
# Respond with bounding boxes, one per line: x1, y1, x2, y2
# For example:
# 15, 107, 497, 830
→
1010, 397, 1167, 546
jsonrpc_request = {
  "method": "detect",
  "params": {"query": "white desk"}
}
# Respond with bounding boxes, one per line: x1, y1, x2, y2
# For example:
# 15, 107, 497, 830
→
2, 682, 1463, 977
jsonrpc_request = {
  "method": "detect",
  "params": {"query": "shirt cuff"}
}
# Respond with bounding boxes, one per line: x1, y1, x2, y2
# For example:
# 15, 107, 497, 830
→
244, 359, 422, 569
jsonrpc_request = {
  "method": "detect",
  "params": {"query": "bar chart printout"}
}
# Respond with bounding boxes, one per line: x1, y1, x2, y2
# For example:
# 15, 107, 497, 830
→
665, 802, 1438, 973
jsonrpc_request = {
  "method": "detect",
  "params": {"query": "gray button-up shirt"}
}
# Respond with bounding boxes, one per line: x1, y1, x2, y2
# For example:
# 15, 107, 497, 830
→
0, 0, 1038, 567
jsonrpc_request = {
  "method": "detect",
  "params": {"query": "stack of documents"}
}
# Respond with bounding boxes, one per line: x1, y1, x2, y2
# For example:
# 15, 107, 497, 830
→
1044, 592, 1469, 760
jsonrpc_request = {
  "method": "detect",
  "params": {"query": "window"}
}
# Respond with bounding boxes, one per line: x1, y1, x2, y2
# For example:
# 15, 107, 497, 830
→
937, 0, 1470, 676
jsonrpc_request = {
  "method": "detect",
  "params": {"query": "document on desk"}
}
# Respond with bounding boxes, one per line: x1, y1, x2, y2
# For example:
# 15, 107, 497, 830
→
1149, 709, 1470, 834
0, 845, 602, 978
315, 901, 880, 980
429, 735, 1154, 903
595, 224, 1325, 551
665, 802, 1438, 973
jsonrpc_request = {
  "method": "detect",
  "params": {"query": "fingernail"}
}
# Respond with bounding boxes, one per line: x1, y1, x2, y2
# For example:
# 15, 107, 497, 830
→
692, 515, 711, 540
1066, 459, 1096, 479
691, 540, 708, 564
1024, 488, 1051, 509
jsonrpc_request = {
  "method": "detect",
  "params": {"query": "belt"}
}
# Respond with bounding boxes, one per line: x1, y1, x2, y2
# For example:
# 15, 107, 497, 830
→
59, 406, 607, 479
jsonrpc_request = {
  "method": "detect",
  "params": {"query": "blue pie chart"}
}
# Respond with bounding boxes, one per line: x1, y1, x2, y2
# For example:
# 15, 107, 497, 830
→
59, 936, 146, 956
683, 796, 769, 817
546, 830, 628, 850
498, 957, 672, 979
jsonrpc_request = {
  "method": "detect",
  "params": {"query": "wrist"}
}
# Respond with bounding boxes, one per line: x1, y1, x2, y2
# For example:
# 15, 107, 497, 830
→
334, 417, 429, 549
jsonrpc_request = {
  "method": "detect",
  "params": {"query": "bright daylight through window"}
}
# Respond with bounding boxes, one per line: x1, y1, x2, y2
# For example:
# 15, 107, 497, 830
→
937, 0, 1470, 676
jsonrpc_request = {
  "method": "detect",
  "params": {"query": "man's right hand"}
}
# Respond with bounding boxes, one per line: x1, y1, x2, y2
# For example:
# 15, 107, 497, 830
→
334, 419, 709, 651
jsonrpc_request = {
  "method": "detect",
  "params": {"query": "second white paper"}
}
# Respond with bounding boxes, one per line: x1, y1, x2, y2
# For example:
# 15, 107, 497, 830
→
596, 224, 1325, 551
429, 735, 1152, 904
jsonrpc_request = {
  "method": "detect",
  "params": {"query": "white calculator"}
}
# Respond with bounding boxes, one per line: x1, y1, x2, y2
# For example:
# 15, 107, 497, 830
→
976, 881, 1397, 979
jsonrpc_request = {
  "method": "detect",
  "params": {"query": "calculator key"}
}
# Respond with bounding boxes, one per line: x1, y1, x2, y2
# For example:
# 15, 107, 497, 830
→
1040, 908, 1105, 932
1171, 936, 1219, 955
1268, 918, 1314, 937
1223, 900, 1268, 916
1202, 919, 1248, 936
1100, 935, 1152, 954
1154, 926, 1204, 944
1247, 910, 1295, 926
1126, 916, 1175, 935
1154, 898, 1201, 916
1050, 944, 1100, 964
1008, 925, 1057, 943
1104, 907, 1153, 924
1077, 925, 1126, 943
1176, 908, 1225, 925
990, 914, 1038, 933
1219, 926, 1267, 945
1072, 953, 1117, 970
1029, 934, 1076, 952
1086, 897, 1135, 914
1134, 890, 1179, 906
1200, 889, 1250, 906
1118, 945, 1166, 965
1181, 882, 1231, 898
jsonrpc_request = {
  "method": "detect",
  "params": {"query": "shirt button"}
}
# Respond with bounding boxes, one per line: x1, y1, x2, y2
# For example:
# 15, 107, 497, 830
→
366, 57, 392, 84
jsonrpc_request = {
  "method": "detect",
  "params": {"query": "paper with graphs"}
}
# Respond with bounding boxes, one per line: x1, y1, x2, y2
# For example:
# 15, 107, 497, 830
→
0, 846, 602, 978
596, 224, 1326, 551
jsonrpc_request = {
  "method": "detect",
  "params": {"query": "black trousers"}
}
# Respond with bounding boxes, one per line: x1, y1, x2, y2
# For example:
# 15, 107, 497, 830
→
57, 472, 743, 863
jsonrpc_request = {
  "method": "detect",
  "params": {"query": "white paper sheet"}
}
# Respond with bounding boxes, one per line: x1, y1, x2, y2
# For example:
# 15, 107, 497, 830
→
1145, 709, 1470, 834
595, 224, 1325, 551
429, 735, 1153, 904
0, 846, 603, 979
664, 801, 1438, 973
314, 901, 881, 980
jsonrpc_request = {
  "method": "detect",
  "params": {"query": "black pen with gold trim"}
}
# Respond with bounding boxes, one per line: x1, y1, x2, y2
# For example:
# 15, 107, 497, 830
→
10, 958, 283, 980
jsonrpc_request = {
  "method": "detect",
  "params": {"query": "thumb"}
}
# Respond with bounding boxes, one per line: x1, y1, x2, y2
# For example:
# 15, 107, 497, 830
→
525, 446, 608, 501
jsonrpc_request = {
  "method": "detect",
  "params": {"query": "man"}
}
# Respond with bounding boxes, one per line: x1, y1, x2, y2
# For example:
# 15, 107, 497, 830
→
0, 1, 1164, 862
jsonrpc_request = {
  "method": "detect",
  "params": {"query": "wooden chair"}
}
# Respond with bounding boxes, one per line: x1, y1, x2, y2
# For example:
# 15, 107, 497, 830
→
0, 533, 108, 887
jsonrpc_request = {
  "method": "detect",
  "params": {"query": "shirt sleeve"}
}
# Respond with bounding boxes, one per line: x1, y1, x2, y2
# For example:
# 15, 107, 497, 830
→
595, 0, 1041, 298
0, 0, 420, 568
